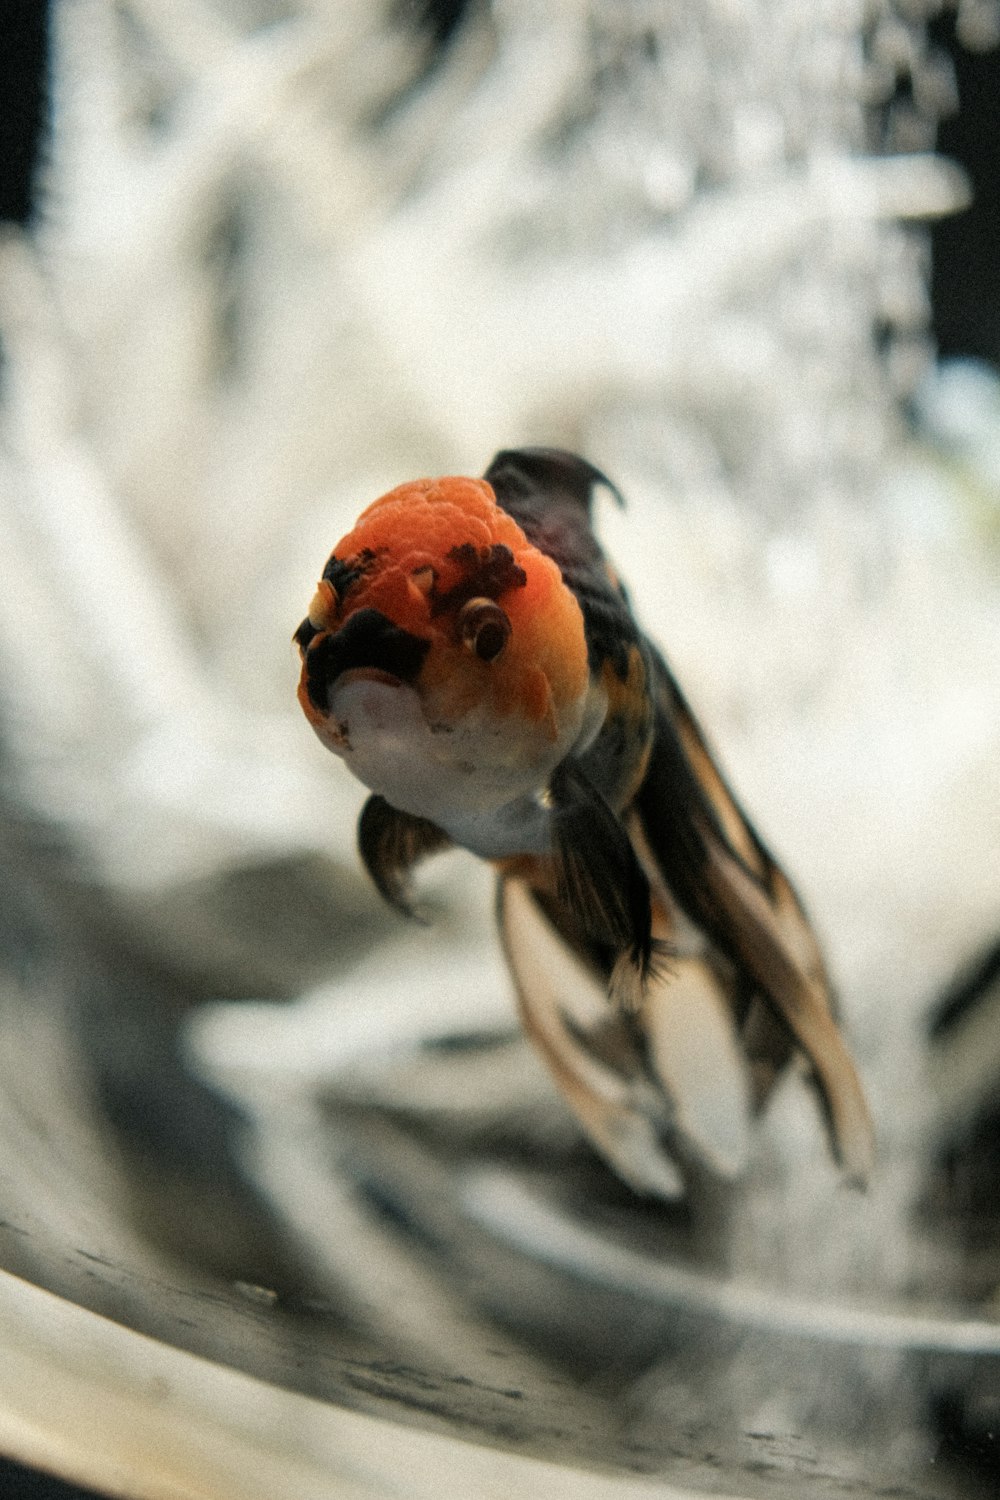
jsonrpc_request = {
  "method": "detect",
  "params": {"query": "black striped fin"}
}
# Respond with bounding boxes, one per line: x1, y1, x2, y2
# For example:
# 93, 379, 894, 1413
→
357, 795, 452, 918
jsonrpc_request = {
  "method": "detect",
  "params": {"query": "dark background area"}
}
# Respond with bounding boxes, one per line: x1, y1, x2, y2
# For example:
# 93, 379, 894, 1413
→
929, 10, 1000, 366
0, 4, 996, 1499
0, 0, 48, 225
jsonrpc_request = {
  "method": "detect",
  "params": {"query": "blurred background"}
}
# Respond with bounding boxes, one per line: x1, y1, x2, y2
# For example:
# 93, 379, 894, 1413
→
1, 3, 1000, 1497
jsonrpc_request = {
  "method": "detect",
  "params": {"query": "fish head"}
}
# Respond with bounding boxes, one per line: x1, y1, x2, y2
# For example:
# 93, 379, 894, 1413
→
295, 476, 591, 823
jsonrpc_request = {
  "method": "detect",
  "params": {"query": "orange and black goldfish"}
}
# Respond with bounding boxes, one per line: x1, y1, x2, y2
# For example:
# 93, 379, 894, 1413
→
295, 449, 874, 1194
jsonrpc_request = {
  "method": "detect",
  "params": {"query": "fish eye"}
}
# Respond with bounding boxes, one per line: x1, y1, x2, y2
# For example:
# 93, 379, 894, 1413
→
456, 597, 511, 662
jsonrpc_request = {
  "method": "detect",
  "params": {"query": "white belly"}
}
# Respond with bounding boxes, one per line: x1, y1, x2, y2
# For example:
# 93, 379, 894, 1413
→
328, 677, 562, 849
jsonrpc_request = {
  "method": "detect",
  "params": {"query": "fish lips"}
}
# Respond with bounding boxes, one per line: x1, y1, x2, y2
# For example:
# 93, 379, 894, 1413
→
300, 607, 431, 716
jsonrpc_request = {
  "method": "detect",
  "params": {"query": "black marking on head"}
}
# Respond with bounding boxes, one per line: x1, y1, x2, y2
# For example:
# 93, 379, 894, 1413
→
303, 633, 337, 710
322, 548, 375, 599
294, 617, 320, 653
484, 448, 625, 520
301, 608, 430, 710
430, 542, 527, 616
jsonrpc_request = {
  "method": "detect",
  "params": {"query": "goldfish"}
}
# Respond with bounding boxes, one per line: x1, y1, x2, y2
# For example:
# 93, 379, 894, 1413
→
295, 448, 874, 1195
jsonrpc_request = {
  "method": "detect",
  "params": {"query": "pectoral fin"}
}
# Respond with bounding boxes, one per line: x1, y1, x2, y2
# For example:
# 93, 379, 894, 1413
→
548, 760, 657, 1006
357, 794, 452, 917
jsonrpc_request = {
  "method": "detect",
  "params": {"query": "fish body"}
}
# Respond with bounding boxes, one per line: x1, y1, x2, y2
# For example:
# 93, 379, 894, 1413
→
296, 449, 874, 1192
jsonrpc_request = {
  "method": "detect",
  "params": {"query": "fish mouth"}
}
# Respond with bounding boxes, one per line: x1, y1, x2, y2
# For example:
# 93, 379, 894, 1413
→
300, 607, 430, 714
325, 669, 408, 751
327, 671, 432, 785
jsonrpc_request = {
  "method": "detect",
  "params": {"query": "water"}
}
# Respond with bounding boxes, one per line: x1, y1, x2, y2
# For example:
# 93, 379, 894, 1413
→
1, 3, 999, 1494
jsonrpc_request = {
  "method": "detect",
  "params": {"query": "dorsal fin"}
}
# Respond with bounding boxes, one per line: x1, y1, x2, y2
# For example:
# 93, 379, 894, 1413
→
483, 447, 625, 520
